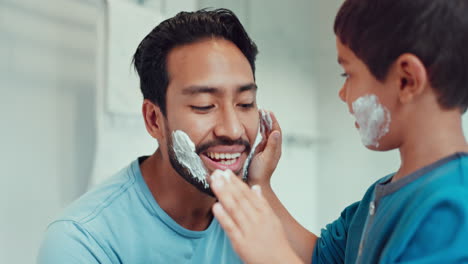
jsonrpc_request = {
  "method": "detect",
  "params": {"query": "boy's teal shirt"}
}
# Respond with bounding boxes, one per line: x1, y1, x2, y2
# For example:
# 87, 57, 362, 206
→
313, 152, 468, 263
37, 157, 242, 264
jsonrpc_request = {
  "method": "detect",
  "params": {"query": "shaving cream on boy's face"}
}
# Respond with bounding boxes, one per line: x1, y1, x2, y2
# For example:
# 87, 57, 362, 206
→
168, 110, 271, 196
351, 94, 391, 148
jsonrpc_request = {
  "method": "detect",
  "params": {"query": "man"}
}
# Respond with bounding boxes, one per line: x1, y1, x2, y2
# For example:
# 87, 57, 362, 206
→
38, 8, 263, 263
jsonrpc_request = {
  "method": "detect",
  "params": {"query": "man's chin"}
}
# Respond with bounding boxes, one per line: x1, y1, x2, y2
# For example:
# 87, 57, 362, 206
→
193, 183, 216, 198
178, 171, 216, 197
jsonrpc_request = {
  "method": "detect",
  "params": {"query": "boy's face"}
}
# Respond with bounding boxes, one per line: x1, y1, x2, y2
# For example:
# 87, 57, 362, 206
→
162, 38, 259, 192
336, 37, 400, 150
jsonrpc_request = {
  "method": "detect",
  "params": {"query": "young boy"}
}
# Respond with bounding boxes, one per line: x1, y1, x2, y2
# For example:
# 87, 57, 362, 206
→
209, 0, 468, 263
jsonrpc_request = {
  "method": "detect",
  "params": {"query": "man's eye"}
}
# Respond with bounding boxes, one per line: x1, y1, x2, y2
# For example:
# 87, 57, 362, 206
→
190, 105, 214, 111
341, 73, 349, 79
238, 102, 255, 108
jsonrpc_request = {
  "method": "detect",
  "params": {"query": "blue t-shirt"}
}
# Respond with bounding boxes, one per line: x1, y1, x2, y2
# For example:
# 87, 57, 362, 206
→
313, 152, 468, 263
38, 158, 242, 264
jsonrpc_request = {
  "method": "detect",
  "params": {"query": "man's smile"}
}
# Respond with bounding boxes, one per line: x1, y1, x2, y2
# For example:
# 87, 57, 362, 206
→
200, 145, 248, 174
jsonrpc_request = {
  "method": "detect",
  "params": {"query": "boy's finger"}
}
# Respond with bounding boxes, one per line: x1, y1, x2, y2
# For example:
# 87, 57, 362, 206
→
266, 111, 282, 162
212, 170, 257, 226
269, 111, 282, 135
210, 170, 252, 228
224, 171, 268, 221
212, 202, 243, 242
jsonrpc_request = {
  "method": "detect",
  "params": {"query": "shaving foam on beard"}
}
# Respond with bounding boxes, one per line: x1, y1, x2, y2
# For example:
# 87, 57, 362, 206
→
172, 130, 209, 188
352, 94, 391, 148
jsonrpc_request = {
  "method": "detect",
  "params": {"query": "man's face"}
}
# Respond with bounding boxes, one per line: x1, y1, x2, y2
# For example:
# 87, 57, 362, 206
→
336, 37, 399, 150
163, 38, 259, 194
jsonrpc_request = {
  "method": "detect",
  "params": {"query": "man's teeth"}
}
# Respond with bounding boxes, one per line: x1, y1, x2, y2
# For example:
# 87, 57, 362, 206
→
207, 152, 241, 161
219, 159, 236, 165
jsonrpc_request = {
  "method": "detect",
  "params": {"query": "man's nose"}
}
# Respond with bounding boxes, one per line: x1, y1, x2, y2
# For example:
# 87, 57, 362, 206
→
213, 107, 244, 140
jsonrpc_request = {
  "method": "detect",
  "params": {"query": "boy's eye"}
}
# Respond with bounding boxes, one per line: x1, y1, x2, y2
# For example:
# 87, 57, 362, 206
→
190, 105, 214, 111
341, 73, 349, 79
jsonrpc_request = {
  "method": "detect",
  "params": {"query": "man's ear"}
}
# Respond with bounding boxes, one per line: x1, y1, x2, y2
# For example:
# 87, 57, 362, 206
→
394, 53, 429, 104
142, 99, 165, 140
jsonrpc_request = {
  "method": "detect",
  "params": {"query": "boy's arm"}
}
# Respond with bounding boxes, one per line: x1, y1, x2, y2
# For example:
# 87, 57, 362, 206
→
247, 112, 317, 263
212, 169, 358, 264
260, 184, 318, 263
211, 169, 307, 264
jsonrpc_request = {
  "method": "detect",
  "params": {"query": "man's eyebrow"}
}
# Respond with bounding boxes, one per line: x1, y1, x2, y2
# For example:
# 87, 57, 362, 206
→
182, 86, 219, 95
181, 83, 257, 95
338, 56, 348, 65
238, 83, 257, 93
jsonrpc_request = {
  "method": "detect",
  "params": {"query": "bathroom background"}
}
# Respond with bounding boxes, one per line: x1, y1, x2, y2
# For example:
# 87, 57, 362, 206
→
1, 0, 464, 263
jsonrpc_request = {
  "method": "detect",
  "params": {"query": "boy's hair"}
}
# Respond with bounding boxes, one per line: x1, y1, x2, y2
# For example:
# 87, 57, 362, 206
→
334, 0, 468, 112
133, 8, 258, 116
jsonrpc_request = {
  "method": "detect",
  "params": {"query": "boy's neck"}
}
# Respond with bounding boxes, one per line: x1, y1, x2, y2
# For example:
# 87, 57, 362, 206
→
394, 110, 468, 182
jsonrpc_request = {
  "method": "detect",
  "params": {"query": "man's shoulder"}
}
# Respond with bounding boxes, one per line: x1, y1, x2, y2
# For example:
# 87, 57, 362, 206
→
54, 161, 139, 226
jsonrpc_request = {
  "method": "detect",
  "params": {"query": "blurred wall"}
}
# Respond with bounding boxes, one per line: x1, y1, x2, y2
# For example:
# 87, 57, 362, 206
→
0, 1, 97, 263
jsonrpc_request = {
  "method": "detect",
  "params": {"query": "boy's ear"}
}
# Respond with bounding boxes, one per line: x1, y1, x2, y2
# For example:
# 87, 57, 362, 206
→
394, 53, 429, 104
142, 99, 165, 140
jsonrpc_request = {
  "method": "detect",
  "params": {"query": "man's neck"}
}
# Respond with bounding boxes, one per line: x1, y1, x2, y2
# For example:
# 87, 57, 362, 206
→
395, 110, 468, 181
140, 151, 216, 231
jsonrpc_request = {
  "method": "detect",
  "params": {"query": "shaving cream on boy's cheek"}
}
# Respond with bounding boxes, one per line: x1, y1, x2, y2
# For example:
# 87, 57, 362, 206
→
352, 94, 391, 148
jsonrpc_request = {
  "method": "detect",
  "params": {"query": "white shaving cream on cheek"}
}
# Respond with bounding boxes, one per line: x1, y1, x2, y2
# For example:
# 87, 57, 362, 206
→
351, 94, 391, 148
241, 109, 273, 179
241, 126, 262, 180
172, 130, 209, 188
260, 109, 273, 133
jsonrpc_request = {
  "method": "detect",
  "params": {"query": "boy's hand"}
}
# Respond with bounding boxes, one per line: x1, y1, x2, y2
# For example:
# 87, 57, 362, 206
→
247, 111, 282, 187
210, 169, 302, 264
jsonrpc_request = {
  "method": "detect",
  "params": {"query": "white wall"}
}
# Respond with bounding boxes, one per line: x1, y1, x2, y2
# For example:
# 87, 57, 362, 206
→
0, 0, 97, 263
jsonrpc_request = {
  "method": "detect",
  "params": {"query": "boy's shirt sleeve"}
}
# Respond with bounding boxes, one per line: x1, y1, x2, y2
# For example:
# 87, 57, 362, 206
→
312, 201, 360, 264
37, 220, 111, 264
393, 187, 468, 263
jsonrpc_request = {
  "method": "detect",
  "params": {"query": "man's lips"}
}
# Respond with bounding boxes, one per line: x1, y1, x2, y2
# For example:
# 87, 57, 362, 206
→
199, 146, 247, 174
